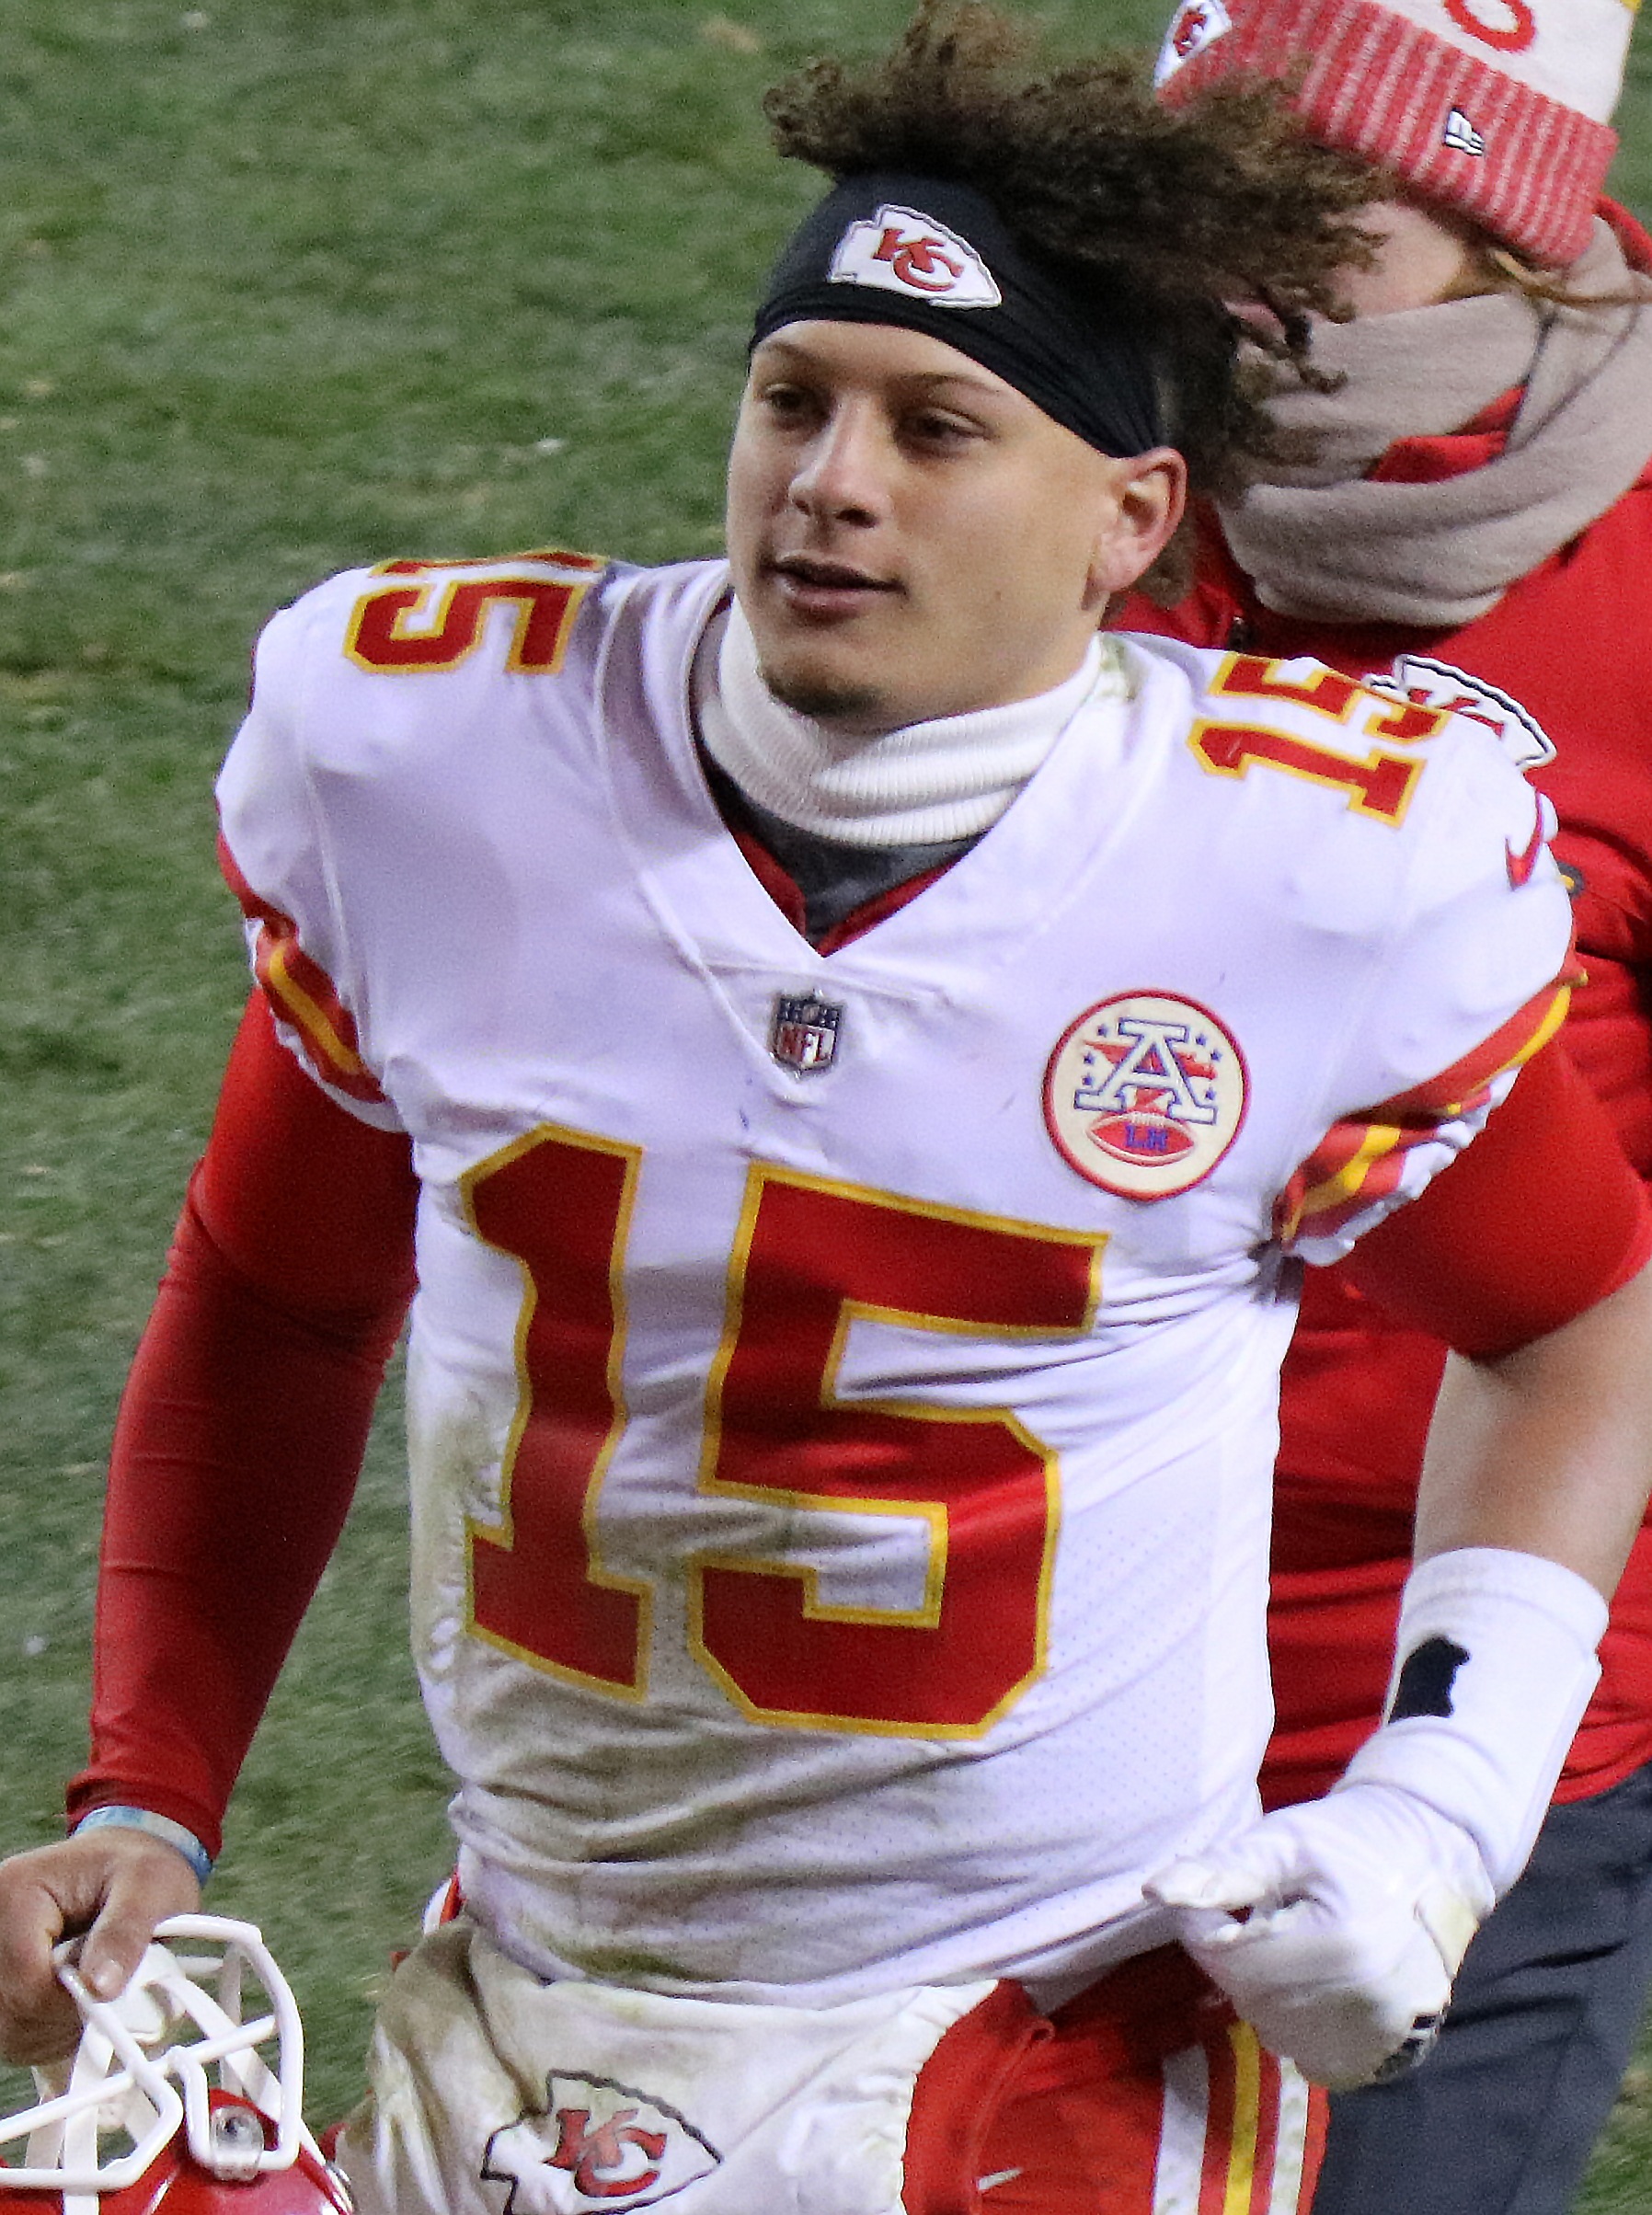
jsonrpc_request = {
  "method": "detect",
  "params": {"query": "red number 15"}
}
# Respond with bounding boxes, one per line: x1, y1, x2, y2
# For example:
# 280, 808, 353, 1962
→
464, 1131, 1103, 1738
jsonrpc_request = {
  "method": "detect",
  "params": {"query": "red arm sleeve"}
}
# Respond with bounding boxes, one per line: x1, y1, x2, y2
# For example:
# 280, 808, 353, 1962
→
65, 993, 419, 1858
1340, 1039, 1652, 1360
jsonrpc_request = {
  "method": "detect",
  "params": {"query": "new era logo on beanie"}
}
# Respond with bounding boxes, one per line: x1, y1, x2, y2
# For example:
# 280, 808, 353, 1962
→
1156, 0, 1635, 264
1442, 107, 1488, 155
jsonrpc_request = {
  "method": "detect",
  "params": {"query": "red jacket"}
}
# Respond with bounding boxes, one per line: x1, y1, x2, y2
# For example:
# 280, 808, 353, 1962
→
1124, 260, 1652, 1803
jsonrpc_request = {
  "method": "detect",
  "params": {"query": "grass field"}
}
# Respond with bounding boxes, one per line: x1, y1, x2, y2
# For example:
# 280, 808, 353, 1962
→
4, 0, 1652, 2194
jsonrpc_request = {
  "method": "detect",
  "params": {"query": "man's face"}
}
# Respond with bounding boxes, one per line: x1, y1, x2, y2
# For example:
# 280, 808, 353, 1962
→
726, 320, 1182, 737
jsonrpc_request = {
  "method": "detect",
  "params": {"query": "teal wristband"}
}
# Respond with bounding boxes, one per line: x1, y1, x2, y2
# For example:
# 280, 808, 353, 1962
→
74, 1807, 213, 1886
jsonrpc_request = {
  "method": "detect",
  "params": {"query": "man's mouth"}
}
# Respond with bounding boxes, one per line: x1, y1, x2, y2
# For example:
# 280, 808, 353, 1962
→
767, 554, 901, 614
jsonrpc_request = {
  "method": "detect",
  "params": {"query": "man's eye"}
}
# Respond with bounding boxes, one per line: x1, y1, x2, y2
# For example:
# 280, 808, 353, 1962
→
909, 412, 980, 446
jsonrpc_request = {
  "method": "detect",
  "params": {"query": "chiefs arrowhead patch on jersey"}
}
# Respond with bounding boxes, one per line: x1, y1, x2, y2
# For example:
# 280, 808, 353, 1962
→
1045, 993, 1248, 1200
482, 2075, 721, 2213
1365, 655, 1557, 772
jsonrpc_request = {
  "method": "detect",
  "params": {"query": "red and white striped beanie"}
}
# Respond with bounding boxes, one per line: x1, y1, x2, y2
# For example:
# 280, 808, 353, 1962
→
1154, 0, 1635, 264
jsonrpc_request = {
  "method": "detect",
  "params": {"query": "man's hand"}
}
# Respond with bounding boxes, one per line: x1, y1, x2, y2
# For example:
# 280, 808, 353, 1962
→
1146, 1783, 1491, 2088
0, 1831, 201, 2065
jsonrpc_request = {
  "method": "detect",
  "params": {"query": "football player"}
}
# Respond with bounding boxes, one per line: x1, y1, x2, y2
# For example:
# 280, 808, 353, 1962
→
3, 9, 1652, 2213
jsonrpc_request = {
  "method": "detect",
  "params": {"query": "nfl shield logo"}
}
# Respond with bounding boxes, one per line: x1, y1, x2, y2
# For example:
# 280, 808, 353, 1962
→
771, 993, 843, 1074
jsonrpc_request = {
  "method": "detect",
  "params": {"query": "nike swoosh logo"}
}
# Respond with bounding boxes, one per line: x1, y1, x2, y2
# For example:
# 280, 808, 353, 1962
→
977, 2169, 1023, 2193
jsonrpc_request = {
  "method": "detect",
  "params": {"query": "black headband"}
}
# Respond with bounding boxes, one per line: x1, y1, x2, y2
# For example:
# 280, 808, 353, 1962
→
751, 172, 1170, 458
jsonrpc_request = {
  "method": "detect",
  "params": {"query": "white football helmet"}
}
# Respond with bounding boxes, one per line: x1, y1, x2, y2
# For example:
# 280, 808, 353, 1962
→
0, 1914, 352, 2214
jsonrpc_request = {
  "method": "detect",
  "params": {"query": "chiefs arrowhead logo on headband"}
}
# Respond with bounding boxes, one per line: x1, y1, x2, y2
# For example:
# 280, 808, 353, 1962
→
830, 204, 1004, 307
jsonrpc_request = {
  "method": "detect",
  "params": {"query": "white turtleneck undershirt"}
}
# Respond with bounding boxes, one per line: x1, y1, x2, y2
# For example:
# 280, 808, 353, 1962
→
694, 598, 1131, 851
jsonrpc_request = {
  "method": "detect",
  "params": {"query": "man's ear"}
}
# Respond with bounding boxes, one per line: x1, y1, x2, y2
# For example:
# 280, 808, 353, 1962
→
1084, 448, 1187, 607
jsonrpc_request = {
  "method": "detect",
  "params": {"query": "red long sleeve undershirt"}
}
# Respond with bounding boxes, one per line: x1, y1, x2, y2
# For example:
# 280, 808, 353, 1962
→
67, 994, 418, 1857
68, 983, 1652, 1851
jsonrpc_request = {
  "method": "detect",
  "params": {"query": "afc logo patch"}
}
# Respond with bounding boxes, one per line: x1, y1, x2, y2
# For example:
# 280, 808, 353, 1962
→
1044, 992, 1248, 1200
482, 2072, 722, 2211
829, 203, 1003, 308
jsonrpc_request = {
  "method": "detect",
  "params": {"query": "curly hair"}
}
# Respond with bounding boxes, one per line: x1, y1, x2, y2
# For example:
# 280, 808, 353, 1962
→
763, 2, 1380, 598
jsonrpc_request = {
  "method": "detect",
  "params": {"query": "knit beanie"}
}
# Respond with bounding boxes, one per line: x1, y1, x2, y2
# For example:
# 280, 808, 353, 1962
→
1154, 0, 1635, 264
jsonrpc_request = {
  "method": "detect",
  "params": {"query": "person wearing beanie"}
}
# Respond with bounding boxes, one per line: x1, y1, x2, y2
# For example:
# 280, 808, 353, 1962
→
1128, 2, 1652, 2209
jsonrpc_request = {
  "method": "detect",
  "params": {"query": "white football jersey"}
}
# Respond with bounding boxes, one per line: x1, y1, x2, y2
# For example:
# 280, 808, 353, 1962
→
216, 550, 1571, 2008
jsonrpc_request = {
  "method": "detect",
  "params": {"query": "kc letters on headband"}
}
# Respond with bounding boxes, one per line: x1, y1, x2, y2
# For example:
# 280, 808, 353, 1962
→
751, 173, 1172, 458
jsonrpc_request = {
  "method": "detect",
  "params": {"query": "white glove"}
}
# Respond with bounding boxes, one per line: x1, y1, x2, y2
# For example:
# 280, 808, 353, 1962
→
1149, 1546, 1606, 2090
1147, 1782, 1490, 2089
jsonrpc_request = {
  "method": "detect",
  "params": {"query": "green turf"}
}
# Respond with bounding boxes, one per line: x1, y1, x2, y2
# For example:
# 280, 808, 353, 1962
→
3, 0, 1651, 2191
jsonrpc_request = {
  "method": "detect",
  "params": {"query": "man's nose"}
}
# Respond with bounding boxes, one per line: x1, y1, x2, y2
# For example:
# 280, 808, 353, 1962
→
790, 403, 887, 524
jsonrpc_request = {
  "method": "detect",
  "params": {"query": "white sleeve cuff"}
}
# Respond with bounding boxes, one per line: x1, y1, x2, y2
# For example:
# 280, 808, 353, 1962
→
1335, 1546, 1606, 1895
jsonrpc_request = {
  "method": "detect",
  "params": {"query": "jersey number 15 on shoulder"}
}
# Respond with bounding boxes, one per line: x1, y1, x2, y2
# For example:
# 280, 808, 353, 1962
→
1189, 653, 1450, 826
